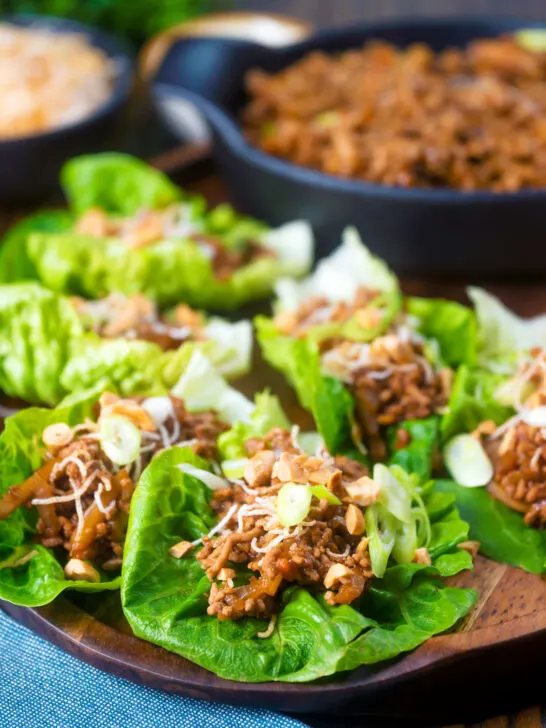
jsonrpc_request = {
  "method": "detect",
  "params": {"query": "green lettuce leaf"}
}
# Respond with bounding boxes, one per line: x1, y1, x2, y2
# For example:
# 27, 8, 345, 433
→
407, 297, 477, 368
388, 417, 440, 481
0, 393, 121, 606
441, 365, 514, 442
434, 480, 546, 574
61, 153, 182, 216
469, 286, 546, 367
256, 317, 354, 454
25, 221, 312, 309
0, 283, 83, 405
121, 448, 476, 682
0, 210, 73, 283
0, 284, 251, 406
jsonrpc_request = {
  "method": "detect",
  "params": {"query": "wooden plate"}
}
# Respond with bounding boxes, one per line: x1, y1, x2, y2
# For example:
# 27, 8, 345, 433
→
2, 145, 546, 724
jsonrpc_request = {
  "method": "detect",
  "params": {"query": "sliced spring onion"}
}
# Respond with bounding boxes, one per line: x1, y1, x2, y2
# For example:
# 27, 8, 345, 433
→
521, 406, 546, 427
221, 458, 248, 479
392, 519, 418, 565
178, 463, 229, 491
141, 396, 175, 427
515, 28, 546, 52
100, 415, 142, 466
374, 463, 411, 524
366, 503, 396, 578
309, 485, 341, 505
276, 483, 312, 527
444, 434, 493, 487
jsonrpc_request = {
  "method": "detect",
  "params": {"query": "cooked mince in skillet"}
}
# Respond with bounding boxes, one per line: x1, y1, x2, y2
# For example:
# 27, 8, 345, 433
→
242, 36, 546, 191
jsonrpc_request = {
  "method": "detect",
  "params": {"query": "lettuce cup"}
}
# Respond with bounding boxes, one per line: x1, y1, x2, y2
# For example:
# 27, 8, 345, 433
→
0, 283, 251, 406
0, 153, 313, 309
256, 228, 476, 466
0, 352, 255, 606
442, 290, 546, 574
121, 399, 476, 682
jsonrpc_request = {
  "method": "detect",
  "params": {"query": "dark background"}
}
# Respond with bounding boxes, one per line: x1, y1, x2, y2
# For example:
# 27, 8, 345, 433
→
236, 0, 546, 25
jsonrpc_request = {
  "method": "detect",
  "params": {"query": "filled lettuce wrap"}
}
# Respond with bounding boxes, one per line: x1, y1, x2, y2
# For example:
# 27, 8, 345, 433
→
0, 283, 251, 406
0, 352, 255, 606
441, 289, 546, 573
256, 228, 476, 463
0, 154, 313, 309
121, 405, 476, 683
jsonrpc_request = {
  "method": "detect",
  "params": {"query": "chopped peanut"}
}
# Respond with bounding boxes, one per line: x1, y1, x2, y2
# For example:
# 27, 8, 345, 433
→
105, 400, 156, 432
174, 304, 204, 330
42, 423, 73, 453
356, 536, 369, 555
64, 558, 101, 583
218, 567, 237, 581
413, 547, 432, 566
244, 451, 276, 488
274, 311, 298, 335
345, 504, 365, 535
345, 476, 381, 506
355, 307, 381, 330
99, 391, 119, 409
272, 453, 305, 483
123, 211, 164, 248
169, 540, 194, 559
74, 207, 109, 237
308, 468, 331, 485
457, 540, 480, 559
476, 420, 497, 436
324, 563, 351, 589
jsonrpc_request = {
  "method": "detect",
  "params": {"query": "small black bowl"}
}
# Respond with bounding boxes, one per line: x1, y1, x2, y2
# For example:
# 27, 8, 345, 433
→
0, 15, 133, 204
152, 17, 546, 280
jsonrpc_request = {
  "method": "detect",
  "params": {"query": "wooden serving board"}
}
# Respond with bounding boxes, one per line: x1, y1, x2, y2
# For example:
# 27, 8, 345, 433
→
2, 145, 546, 725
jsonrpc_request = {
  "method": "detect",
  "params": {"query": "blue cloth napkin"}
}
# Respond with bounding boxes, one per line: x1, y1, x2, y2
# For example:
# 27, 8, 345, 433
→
0, 608, 309, 728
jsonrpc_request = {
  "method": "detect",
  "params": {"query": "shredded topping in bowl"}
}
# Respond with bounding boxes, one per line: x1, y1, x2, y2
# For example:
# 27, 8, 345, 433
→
71, 293, 206, 351
171, 427, 398, 622
0, 392, 228, 577
0, 23, 117, 139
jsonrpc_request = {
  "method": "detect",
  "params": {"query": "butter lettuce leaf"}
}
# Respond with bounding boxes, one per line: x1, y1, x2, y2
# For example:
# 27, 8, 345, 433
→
0, 210, 73, 283
434, 480, 546, 574
441, 365, 513, 442
407, 297, 477, 368
25, 223, 312, 309
0, 394, 121, 607
0, 284, 252, 406
0, 283, 83, 405
61, 153, 183, 216
121, 448, 475, 682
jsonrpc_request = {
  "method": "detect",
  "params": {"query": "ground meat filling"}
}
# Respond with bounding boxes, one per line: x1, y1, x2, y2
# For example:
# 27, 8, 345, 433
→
472, 348, 546, 528
188, 234, 275, 282
243, 36, 546, 192
274, 285, 383, 339
190, 428, 374, 621
274, 292, 452, 460
0, 393, 228, 576
71, 294, 206, 352
74, 206, 275, 281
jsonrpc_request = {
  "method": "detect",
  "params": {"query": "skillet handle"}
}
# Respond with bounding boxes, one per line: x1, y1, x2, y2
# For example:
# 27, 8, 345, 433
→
142, 13, 312, 142
139, 11, 312, 81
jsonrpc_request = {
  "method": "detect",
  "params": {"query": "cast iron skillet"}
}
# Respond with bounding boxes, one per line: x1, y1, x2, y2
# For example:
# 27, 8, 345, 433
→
151, 17, 546, 279
0, 15, 133, 204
